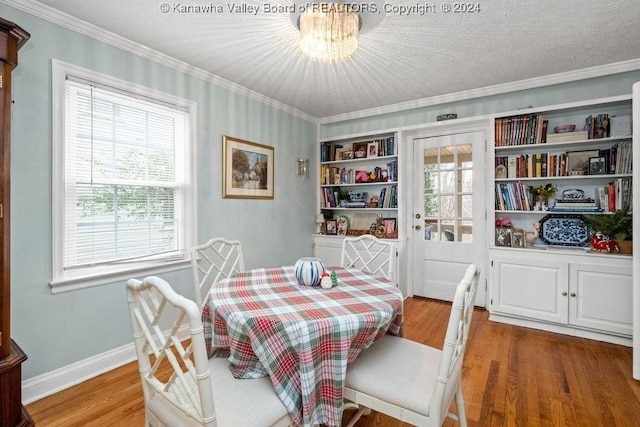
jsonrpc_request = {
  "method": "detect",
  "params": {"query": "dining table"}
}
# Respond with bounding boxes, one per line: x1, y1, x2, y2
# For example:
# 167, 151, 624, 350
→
201, 264, 404, 427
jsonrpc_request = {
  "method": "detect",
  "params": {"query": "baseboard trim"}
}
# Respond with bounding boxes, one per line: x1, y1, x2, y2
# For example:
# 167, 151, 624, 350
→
22, 326, 190, 404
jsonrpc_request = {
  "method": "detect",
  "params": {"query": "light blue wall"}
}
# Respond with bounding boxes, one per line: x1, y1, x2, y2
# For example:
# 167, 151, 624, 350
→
1, 5, 318, 379
320, 72, 640, 138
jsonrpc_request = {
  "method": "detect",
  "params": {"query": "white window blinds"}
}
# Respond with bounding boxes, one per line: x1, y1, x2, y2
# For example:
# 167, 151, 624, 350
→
52, 65, 194, 291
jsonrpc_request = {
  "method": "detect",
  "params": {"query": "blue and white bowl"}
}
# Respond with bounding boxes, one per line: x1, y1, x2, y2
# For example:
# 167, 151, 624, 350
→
294, 257, 326, 287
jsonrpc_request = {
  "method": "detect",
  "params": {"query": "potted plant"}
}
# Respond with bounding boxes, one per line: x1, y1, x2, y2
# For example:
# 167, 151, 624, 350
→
583, 207, 633, 254
529, 183, 556, 210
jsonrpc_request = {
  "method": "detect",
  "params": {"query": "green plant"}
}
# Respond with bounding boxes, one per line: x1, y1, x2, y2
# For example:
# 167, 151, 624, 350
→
529, 183, 557, 198
583, 207, 633, 241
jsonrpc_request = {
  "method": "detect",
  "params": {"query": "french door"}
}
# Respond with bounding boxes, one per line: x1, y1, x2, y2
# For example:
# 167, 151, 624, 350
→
410, 130, 486, 303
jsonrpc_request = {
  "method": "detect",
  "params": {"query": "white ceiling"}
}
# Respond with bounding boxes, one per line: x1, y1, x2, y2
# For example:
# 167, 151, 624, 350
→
11, 0, 640, 119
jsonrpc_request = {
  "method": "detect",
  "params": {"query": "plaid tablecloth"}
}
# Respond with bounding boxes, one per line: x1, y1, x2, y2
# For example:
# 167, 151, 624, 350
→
202, 265, 404, 427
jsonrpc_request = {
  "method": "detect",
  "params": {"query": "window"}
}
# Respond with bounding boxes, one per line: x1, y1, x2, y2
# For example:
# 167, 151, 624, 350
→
422, 144, 473, 242
51, 61, 196, 293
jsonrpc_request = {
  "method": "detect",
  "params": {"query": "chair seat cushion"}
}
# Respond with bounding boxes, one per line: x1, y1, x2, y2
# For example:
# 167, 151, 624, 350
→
344, 335, 443, 416
210, 357, 291, 427
148, 357, 290, 427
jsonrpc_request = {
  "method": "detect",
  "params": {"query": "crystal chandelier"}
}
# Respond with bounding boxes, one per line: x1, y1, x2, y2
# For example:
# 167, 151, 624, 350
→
299, 3, 360, 63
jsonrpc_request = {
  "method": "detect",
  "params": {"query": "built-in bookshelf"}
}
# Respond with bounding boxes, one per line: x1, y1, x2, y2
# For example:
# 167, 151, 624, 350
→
318, 132, 398, 238
492, 96, 633, 221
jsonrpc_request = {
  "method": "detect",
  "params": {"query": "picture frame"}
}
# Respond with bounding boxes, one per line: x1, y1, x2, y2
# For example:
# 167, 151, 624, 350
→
335, 147, 348, 161
383, 218, 396, 237
353, 142, 368, 159
367, 141, 379, 157
341, 151, 354, 160
223, 136, 274, 199
336, 215, 349, 236
325, 219, 338, 235
511, 228, 525, 248
588, 156, 606, 175
495, 227, 512, 247
566, 150, 599, 176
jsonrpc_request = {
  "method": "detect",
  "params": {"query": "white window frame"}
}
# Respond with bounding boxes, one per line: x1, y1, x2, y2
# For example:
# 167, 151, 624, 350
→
51, 60, 197, 293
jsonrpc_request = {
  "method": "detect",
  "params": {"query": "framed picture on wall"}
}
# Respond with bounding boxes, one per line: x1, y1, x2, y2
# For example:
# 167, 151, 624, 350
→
223, 135, 274, 199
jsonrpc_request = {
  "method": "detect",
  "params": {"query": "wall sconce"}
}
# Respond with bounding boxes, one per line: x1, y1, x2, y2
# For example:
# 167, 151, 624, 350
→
296, 158, 309, 180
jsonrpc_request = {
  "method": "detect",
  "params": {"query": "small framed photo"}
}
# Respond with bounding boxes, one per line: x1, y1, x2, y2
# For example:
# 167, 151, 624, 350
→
566, 149, 599, 176
335, 147, 347, 161
495, 227, 512, 247
511, 228, 526, 248
353, 142, 368, 158
588, 156, 607, 175
383, 218, 396, 237
367, 141, 379, 157
336, 215, 349, 236
341, 151, 354, 160
325, 219, 337, 235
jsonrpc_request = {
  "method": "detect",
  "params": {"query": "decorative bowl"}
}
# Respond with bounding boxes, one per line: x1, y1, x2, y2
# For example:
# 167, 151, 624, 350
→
553, 124, 576, 133
294, 257, 326, 287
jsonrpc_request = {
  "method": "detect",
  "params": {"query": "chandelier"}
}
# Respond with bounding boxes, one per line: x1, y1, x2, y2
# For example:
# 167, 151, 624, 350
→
299, 3, 360, 63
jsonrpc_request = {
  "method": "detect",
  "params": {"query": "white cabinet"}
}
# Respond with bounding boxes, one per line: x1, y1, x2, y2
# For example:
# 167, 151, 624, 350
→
312, 235, 343, 267
569, 262, 633, 336
490, 249, 632, 344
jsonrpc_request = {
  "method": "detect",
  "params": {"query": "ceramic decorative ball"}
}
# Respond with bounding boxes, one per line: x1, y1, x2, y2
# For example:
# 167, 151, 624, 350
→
294, 257, 326, 287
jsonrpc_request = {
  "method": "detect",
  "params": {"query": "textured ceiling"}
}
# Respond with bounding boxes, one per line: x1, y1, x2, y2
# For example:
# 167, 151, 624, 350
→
12, 0, 640, 119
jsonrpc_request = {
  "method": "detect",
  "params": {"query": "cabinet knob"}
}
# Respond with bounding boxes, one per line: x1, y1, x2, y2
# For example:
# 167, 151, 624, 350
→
415, 213, 421, 219
562, 291, 568, 296
570, 292, 576, 297
415, 225, 421, 230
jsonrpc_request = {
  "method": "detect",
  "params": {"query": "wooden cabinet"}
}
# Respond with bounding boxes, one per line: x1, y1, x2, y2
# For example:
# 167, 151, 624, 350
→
0, 16, 32, 427
489, 249, 632, 344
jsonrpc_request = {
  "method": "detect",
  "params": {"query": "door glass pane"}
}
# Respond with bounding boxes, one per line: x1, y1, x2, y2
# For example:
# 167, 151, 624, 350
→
422, 144, 473, 243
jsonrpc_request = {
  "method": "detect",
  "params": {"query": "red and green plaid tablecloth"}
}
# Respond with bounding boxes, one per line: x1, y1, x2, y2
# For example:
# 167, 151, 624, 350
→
202, 265, 404, 427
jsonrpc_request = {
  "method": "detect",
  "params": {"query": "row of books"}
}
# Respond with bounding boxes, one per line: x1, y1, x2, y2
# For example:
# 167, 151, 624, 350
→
585, 113, 610, 139
320, 160, 397, 185
495, 142, 632, 178
496, 179, 631, 212
378, 185, 398, 209
320, 185, 398, 209
495, 111, 619, 147
320, 136, 395, 162
494, 114, 548, 147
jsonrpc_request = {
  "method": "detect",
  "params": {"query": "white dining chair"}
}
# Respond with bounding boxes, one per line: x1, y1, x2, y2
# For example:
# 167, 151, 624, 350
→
342, 264, 480, 427
127, 276, 292, 427
191, 238, 245, 307
341, 234, 397, 286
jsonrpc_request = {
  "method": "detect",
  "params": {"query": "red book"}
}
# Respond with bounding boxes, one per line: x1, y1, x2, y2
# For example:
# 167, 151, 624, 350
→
608, 182, 616, 212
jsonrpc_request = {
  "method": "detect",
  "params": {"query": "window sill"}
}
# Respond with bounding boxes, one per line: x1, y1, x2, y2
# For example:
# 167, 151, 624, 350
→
49, 259, 191, 294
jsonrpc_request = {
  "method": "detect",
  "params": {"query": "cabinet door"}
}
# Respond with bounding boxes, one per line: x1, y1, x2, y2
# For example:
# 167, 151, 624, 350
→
569, 262, 632, 336
312, 236, 343, 267
491, 254, 568, 324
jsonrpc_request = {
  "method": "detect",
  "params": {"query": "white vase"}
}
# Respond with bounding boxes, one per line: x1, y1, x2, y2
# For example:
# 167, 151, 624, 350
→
294, 257, 326, 287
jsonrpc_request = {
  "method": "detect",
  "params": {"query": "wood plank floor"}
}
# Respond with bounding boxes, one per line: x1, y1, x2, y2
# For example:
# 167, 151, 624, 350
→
27, 297, 640, 426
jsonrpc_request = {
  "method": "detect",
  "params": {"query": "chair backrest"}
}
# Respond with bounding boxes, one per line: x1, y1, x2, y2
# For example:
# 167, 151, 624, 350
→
341, 235, 396, 285
431, 264, 480, 422
191, 238, 245, 307
127, 276, 216, 426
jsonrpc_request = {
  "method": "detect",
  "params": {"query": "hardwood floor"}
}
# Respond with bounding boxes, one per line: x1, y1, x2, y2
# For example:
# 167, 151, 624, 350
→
27, 297, 640, 426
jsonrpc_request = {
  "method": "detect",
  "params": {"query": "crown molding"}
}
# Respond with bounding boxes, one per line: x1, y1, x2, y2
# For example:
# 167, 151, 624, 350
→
4, 0, 640, 126
1, 0, 318, 123
319, 58, 640, 124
